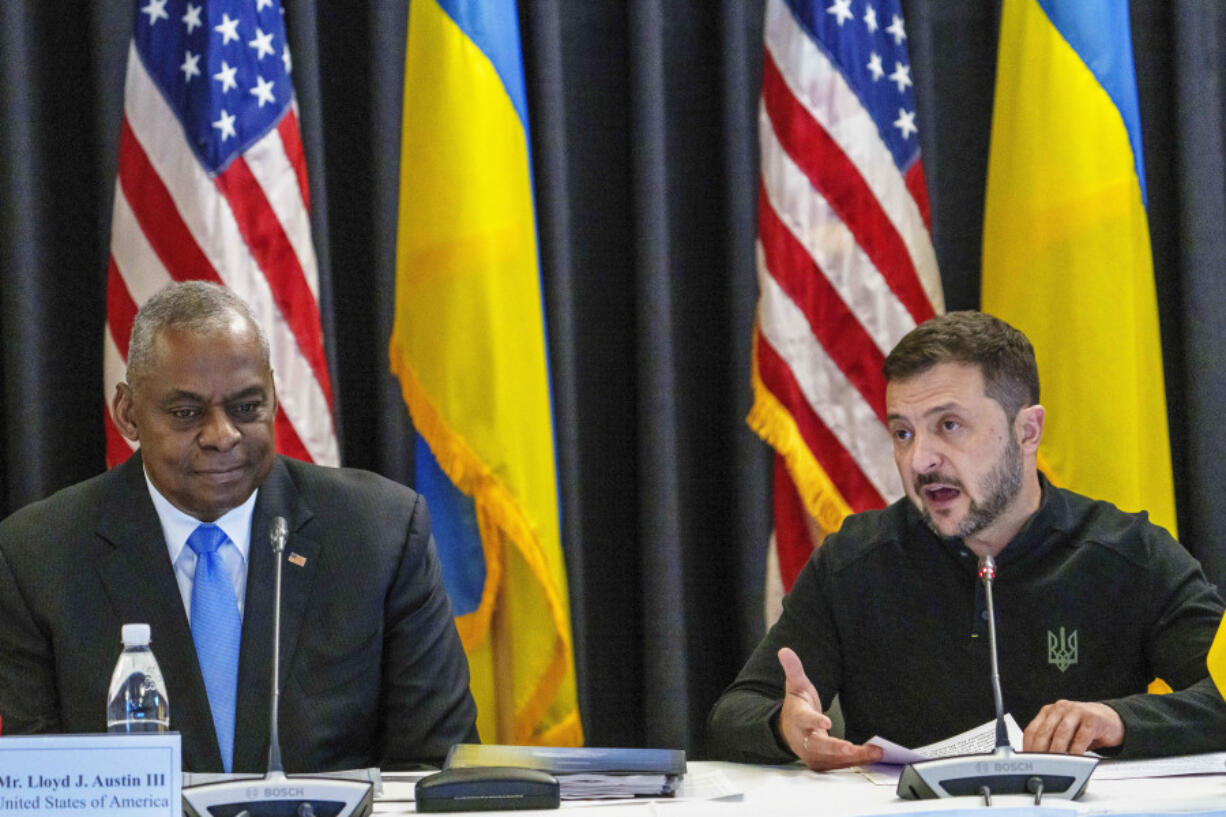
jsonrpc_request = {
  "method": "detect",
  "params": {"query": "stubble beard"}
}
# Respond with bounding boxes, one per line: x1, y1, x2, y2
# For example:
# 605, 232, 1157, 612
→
921, 434, 1023, 542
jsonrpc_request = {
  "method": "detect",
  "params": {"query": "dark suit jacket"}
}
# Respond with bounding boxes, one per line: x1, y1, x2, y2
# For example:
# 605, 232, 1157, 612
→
0, 453, 478, 772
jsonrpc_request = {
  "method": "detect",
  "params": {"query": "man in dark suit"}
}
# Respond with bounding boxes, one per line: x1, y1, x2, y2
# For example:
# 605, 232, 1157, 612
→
0, 281, 478, 772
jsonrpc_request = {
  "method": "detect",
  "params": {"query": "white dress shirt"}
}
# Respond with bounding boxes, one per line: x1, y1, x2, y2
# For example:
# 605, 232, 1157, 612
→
144, 472, 256, 621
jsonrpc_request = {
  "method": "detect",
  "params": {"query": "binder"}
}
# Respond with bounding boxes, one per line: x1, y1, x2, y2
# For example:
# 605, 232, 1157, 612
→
444, 744, 686, 798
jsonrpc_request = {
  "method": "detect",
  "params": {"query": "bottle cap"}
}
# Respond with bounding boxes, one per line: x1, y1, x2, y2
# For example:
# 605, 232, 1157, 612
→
121, 623, 152, 646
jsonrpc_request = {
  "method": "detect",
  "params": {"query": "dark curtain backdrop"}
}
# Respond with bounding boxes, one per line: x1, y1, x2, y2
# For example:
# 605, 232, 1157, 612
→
4, 0, 1226, 756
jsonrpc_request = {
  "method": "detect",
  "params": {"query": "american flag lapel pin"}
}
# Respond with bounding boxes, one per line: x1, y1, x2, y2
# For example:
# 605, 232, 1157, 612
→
288, 552, 307, 567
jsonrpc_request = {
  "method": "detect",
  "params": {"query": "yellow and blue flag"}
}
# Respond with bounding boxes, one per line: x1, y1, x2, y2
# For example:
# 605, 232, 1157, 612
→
982, 0, 1177, 538
389, 0, 582, 746
1211, 616, 1226, 699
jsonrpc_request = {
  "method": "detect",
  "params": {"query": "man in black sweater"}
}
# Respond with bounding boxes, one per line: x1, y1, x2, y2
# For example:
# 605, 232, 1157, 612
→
709, 311, 1225, 769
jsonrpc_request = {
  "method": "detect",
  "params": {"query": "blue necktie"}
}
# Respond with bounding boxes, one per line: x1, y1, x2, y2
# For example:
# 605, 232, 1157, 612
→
186, 523, 241, 773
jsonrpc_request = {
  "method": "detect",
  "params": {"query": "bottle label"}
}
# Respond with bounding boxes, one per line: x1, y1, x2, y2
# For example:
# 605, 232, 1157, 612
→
107, 671, 169, 733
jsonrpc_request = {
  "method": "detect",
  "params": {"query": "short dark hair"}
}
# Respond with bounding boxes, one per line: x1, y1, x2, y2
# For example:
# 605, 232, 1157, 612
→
127, 281, 270, 392
882, 311, 1039, 420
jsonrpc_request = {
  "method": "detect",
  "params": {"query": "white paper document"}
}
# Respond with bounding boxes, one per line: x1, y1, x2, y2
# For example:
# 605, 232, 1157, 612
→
1091, 751, 1226, 780
866, 713, 1025, 765
375, 770, 432, 802
673, 765, 742, 800
861, 717, 1226, 781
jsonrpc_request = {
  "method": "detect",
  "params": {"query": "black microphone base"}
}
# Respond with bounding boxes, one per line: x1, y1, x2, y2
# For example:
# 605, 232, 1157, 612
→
897, 747, 1097, 801
183, 770, 373, 817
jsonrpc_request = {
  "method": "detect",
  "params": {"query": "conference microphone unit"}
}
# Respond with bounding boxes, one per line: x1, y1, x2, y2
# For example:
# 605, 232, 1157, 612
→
897, 553, 1097, 804
183, 516, 375, 817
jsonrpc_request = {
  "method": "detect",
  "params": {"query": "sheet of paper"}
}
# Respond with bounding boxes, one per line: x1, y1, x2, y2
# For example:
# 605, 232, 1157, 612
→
866, 713, 1024, 765
673, 765, 742, 801
375, 770, 433, 802
1090, 750, 1226, 780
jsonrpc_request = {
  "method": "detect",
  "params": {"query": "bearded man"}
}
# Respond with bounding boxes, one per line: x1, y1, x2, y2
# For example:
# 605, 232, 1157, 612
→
708, 311, 1226, 769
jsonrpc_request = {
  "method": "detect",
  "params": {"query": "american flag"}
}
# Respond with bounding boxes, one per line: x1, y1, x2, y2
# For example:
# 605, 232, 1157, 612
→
104, 0, 338, 468
750, 0, 943, 606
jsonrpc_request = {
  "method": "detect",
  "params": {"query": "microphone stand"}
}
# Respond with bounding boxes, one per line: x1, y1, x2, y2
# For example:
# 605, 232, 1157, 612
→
982, 555, 1009, 752
183, 517, 375, 817
267, 515, 287, 777
897, 553, 1097, 804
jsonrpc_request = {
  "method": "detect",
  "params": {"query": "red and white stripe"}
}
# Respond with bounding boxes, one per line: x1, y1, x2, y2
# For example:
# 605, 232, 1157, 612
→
755, 0, 943, 607
762, 0, 941, 312
105, 44, 339, 468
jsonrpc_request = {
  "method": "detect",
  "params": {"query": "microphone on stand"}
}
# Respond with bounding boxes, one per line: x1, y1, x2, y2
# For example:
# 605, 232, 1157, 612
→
897, 553, 1097, 804
263, 516, 289, 776
183, 517, 375, 817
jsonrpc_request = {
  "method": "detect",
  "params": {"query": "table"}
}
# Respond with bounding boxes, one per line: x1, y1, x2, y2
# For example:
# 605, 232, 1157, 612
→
372, 761, 1226, 816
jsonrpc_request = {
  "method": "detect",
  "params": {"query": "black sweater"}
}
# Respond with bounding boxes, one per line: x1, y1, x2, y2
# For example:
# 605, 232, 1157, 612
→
708, 479, 1226, 761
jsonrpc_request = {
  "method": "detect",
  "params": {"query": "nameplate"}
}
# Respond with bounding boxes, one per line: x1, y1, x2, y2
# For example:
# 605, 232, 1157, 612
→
0, 734, 181, 817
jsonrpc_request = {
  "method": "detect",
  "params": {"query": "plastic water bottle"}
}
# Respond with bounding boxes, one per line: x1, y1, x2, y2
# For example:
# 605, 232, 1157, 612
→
106, 623, 169, 733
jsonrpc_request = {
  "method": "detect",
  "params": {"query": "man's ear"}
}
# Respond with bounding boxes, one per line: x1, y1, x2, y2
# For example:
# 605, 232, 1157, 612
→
1015, 404, 1045, 454
112, 382, 140, 442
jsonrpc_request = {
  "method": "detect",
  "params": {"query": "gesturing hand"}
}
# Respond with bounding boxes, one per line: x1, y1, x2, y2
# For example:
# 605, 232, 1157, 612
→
776, 647, 883, 771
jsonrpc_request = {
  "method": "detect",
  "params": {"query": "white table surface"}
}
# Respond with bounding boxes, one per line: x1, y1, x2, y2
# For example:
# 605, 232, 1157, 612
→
372, 759, 1226, 816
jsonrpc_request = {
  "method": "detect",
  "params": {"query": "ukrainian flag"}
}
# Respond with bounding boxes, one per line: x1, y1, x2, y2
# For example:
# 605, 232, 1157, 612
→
389, 0, 582, 746
1212, 618, 1226, 698
981, 0, 1177, 538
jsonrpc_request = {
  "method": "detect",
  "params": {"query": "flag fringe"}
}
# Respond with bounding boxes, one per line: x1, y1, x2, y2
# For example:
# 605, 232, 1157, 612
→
748, 328, 852, 536
389, 339, 580, 746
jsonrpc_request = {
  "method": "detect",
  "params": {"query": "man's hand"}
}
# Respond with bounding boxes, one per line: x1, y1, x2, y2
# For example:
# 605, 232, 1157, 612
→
1023, 700, 1124, 754
776, 647, 883, 771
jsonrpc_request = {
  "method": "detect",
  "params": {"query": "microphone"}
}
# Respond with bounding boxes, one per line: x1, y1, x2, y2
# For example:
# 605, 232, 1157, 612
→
183, 516, 375, 817
897, 553, 1097, 804
979, 554, 1009, 752
266, 516, 289, 775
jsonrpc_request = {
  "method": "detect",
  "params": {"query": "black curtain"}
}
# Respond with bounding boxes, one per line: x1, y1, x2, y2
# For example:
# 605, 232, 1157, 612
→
4, 0, 1226, 756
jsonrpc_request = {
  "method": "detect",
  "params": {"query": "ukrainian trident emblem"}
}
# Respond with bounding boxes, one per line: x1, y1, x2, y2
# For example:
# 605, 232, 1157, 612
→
1047, 627, 1078, 672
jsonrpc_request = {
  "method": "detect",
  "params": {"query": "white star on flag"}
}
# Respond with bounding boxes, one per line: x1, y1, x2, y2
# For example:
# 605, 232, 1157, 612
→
182, 3, 202, 34
250, 75, 276, 107
827, 0, 853, 26
864, 4, 878, 33
886, 14, 907, 45
257, 0, 274, 9
214, 13, 240, 45
282, 44, 292, 74
180, 51, 201, 83
867, 52, 884, 81
888, 61, 912, 93
212, 109, 237, 142
141, 0, 168, 25
213, 60, 238, 93
249, 27, 275, 60
893, 107, 917, 139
